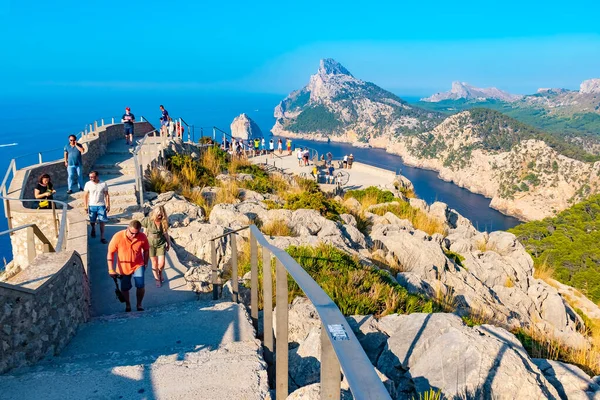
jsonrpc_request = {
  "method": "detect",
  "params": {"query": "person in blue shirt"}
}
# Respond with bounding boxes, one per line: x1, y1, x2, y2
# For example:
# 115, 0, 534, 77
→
121, 107, 135, 146
159, 105, 170, 136
64, 135, 85, 194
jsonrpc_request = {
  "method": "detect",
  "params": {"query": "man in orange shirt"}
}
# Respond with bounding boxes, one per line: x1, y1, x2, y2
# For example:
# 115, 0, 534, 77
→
107, 220, 150, 312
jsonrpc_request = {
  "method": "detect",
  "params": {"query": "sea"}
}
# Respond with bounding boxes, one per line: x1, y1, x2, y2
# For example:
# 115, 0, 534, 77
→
0, 90, 520, 263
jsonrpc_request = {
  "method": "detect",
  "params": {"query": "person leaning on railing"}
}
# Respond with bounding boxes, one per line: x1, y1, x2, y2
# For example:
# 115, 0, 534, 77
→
34, 173, 56, 209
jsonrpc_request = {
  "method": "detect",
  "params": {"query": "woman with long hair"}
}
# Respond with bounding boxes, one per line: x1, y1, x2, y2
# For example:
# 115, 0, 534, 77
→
141, 205, 172, 287
34, 173, 56, 209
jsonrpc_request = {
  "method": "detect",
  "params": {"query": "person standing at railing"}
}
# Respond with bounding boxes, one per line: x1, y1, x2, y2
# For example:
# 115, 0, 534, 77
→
34, 173, 56, 209
141, 206, 171, 288
296, 148, 303, 166
121, 107, 135, 146
286, 138, 292, 155
107, 220, 149, 312
84, 170, 110, 244
159, 105, 171, 136
269, 139, 274, 156
261, 137, 266, 155
343, 154, 349, 169
64, 134, 85, 194
348, 154, 354, 169
277, 138, 283, 155
253, 137, 260, 157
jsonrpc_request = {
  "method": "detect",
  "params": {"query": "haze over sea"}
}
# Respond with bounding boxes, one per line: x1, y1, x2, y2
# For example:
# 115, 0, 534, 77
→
0, 90, 521, 263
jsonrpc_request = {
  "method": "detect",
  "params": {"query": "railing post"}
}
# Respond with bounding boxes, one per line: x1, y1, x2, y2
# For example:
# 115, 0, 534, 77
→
320, 324, 342, 399
138, 163, 144, 206
262, 248, 274, 364
101, 118, 104, 126
52, 201, 59, 238
38, 152, 42, 164
4, 198, 12, 230
211, 239, 218, 300
250, 231, 259, 331
275, 258, 288, 399
213, 127, 216, 141
112, 117, 115, 124
231, 233, 238, 303
94, 121, 98, 131
27, 226, 36, 263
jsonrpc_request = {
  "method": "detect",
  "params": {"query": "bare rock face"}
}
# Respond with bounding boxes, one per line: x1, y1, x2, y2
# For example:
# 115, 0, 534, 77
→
532, 359, 600, 400
580, 78, 600, 94
422, 81, 522, 102
230, 113, 263, 141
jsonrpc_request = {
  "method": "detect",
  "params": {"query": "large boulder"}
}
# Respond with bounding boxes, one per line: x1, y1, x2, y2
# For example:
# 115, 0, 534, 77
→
230, 113, 263, 140
532, 359, 600, 400
376, 313, 562, 399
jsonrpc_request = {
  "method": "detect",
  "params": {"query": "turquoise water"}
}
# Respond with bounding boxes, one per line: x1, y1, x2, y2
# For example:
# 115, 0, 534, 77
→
0, 90, 520, 263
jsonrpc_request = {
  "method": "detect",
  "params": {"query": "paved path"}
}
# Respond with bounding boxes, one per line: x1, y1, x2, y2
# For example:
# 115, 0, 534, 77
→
0, 137, 270, 399
250, 152, 397, 191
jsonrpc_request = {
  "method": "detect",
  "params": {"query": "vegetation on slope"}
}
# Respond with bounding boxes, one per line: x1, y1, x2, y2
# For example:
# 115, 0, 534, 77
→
286, 105, 342, 133
509, 194, 600, 302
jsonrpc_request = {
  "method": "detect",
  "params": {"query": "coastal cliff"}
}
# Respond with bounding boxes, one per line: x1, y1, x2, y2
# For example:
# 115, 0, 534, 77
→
273, 59, 600, 221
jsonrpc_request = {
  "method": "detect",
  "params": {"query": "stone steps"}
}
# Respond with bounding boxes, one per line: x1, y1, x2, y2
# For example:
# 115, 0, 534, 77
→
0, 301, 270, 400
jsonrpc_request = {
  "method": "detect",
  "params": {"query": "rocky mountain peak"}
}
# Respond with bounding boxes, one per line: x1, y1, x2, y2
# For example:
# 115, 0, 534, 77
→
580, 78, 600, 94
230, 113, 262, 140
422, 81, 522, 102
317, 58, 353, 77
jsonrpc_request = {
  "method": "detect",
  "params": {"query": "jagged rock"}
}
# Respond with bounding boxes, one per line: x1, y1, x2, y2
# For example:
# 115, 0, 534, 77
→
580, 78, 600, 94
209, 204, 253, 228
239, 189, 264, 202
230, 113, 263, 140
533, 359, 600, 400
340, 224, 367, 249
408, 198, 427, 213
169, 221, 230, 267
342, 197, 361, 213
152, 193, 205, 227
289, 326, 321, 389
376, 313, 561, 399
183, 264, 213, 293
422, 81, 522, 102
346, 315, 388, 365
274, 297, 321, 345
339, 213, 357, 227
287, 383, 353, 400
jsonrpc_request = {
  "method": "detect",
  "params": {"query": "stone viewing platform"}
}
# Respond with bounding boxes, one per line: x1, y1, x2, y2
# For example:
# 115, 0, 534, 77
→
249, 152, 400, 192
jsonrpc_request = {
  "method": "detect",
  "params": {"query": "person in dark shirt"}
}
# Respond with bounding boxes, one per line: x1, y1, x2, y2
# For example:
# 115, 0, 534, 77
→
121, 107, 135, 146
34, 173, 56, 209
159, 105, 170, 136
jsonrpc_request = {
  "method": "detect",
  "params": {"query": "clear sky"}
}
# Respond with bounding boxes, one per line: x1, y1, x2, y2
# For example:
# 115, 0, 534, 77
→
1, 0, 599, 97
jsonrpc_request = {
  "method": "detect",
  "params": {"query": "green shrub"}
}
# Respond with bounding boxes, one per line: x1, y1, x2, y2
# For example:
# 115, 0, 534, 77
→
345, 186, 395, 204
444, 250, 465, 267
284, 191, 346, 221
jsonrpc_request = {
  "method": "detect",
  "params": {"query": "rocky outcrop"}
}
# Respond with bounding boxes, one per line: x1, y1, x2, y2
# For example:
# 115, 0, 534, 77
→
230, 113, 263, 140
272, 58, 441, 143
533, 359, 600, 400
422, 81, 522, 102
580, 79, 600, 94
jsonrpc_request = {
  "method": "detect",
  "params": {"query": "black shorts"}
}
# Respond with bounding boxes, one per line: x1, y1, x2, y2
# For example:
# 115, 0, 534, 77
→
124, 125, 134, 135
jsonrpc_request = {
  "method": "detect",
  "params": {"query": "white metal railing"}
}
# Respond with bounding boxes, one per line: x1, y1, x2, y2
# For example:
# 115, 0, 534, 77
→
132, 126, 165, 206
209, 225, 391, 400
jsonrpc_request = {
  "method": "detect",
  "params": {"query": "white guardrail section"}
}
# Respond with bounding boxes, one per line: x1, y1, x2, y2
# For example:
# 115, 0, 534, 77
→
209, 225, 392, 400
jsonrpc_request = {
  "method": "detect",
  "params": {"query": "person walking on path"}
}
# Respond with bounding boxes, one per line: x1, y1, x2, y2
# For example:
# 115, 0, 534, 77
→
303, 148, 310, 166
34, 173, 56, 209
107, 220, 149, 312
84, 170, 110, 243
121, 107, 135, 146
297, 148, 303, 166
286, 138, 292, 155
159, 105, 171, 136
64, 134, 85, 194
348, 154, 354, 169
327, 164, 335, 184
277, 138, 283, 155
141, 206, 171, 288
326, 152, 333, 166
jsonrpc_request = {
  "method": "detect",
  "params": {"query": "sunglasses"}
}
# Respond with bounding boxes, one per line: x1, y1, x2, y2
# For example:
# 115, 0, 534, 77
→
127, 229, 139, 237
157, 214, 163, 219
89, 175, 97, 179
69, 139, 76, 142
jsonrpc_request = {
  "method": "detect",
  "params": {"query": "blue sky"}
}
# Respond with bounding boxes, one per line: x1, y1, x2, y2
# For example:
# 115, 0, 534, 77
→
1, 0, 599, 96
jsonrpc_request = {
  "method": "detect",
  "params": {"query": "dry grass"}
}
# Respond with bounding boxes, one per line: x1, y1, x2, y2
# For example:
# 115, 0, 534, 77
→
261, 219, 296, 237
145, 169, 180, 193
180, 184, 210, 218
270, 174, 292, 198
434, 284, 457, 313
475, 237, 503, 254
201, 147, 224, 176
215, 180, 241, 204
358, 192, 381, 212
229, 156, 252, 174
533, 258, 555, 282
370, 203, 447, 236
505, 277, 514, 288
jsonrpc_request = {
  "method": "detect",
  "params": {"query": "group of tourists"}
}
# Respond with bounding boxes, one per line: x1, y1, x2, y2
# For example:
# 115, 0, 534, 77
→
296, 148, 311, 166
32, 106, 178, 313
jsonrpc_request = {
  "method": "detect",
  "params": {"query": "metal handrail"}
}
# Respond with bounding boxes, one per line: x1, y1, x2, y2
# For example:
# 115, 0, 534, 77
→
208, 225, 391, 400
132, 129, 160, 206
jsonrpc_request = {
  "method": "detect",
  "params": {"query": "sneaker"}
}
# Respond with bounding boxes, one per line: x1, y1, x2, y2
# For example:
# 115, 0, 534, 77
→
79, 187, 84, 192
90, 231, 96, 238
100, 238, 108, 244
66, 190, 72, 194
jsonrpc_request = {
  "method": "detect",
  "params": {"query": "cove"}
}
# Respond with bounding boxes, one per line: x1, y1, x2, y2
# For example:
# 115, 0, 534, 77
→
290, 139, 522, 232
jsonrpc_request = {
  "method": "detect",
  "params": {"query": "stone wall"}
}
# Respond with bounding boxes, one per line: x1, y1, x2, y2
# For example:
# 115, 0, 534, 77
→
0, 251, 90, 374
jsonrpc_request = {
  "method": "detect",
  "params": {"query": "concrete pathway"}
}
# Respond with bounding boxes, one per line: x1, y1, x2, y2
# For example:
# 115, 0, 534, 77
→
0, 137, 271, 399
0, 301, 270, 400
250, 152, 397, 191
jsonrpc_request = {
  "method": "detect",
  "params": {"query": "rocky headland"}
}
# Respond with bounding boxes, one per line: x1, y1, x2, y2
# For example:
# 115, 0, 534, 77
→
421, 81, 522, 102
231, 113, 263, 140
272, 59, 600, 221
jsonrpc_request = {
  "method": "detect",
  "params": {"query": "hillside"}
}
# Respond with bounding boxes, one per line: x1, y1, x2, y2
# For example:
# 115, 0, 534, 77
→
272, 59, 443, 142
421, 81, 522, 102
388, 109, 600, 220
509, 194, 600, 302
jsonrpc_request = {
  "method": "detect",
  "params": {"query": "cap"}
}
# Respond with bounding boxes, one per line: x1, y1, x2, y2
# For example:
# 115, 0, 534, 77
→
125, 107, 131, 111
